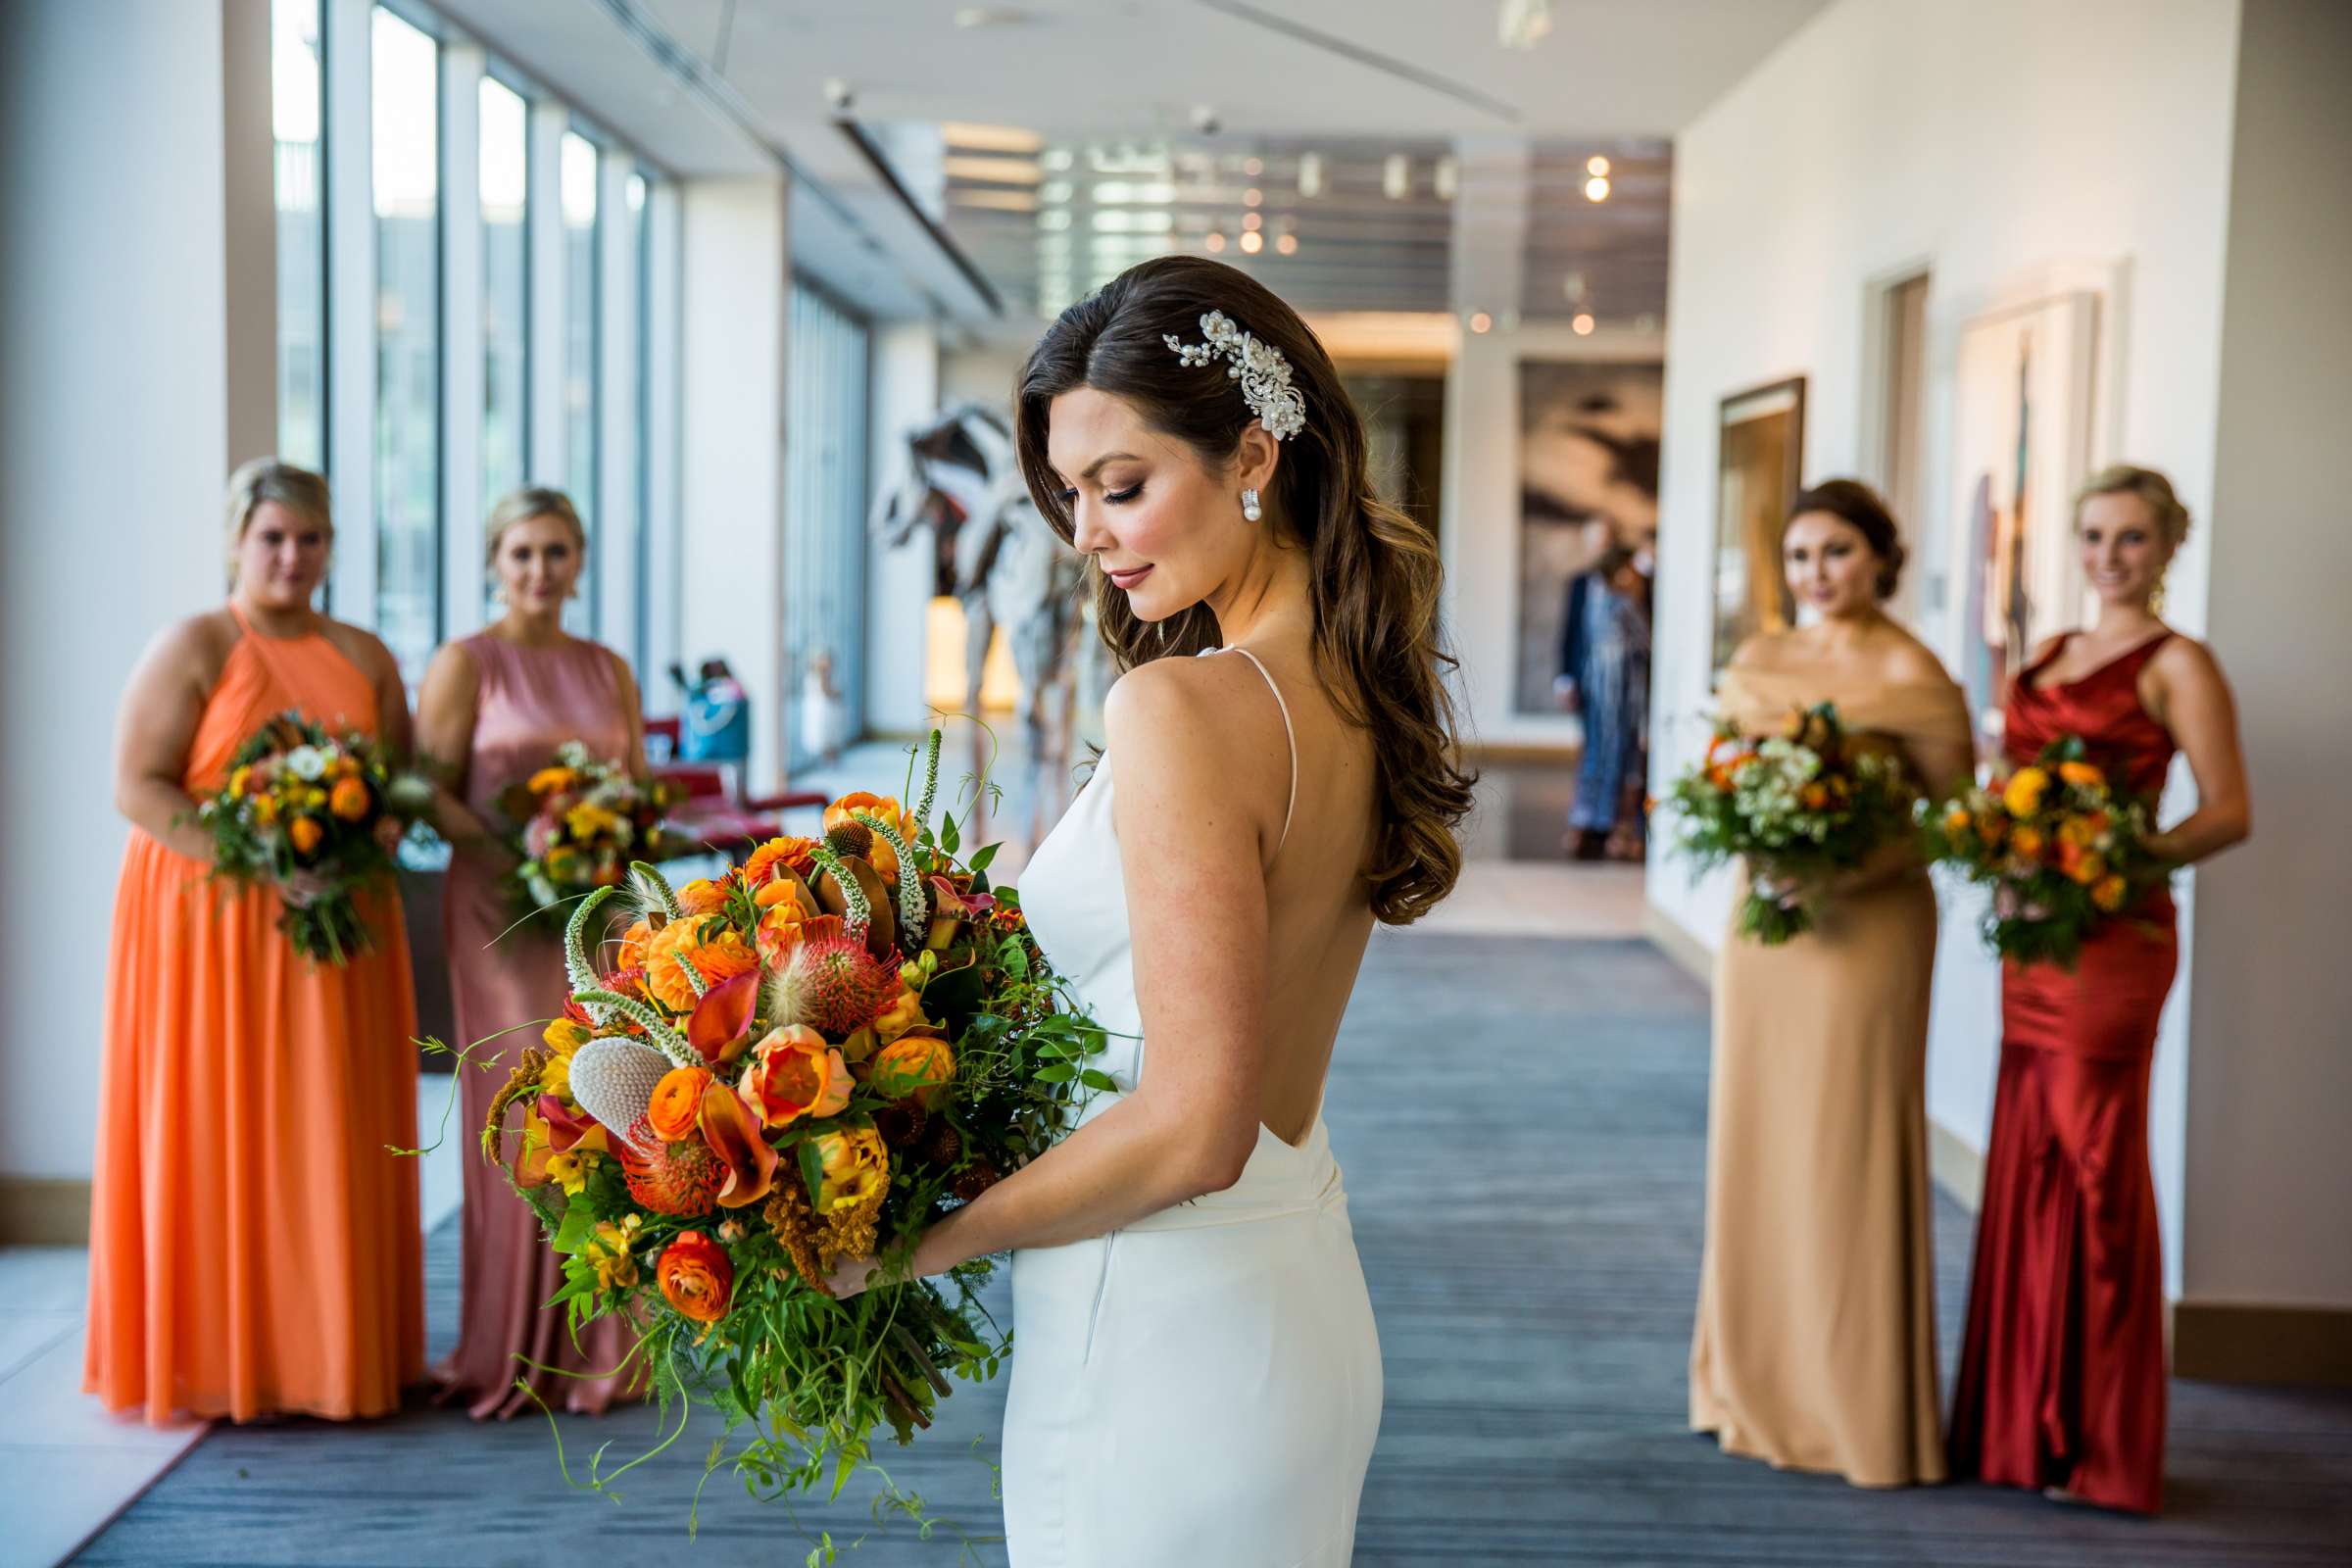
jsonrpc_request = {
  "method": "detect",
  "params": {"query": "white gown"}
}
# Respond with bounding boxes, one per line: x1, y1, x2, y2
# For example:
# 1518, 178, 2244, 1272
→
1003, 648, 1383, 1567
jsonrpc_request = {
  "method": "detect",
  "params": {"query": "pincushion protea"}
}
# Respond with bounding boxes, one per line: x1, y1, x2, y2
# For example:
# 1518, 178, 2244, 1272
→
622, 1116, 722, 1217
761, 915, 899, 1037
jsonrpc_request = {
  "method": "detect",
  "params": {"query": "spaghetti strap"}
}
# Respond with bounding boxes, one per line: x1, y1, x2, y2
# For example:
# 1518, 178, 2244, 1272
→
1219, 646, 1298, 853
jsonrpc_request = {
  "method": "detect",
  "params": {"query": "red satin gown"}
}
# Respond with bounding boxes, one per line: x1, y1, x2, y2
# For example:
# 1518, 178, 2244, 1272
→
1948, 631, 2178, 1513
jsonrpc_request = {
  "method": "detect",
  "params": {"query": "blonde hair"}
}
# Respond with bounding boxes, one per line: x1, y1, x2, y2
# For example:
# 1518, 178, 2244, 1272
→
223, 458, 332, 587
484, 486, 588, 567
2075, 464, 2191, 551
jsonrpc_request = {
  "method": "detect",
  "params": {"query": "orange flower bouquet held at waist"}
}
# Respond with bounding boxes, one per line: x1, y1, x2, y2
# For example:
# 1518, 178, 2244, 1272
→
473, 729, 1110, 1531
192, 710, 432, 963
493, 739, 680, 924
1918, 734, 2172, 969
1665, 702, 1918, 945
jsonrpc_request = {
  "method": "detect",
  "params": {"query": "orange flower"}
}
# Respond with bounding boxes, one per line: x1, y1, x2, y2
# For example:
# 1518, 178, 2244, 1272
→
756, 896, 819, 966
2003, 767, 2051, 819
643, 919, 759, 1012
1800, 783, 1830, 810
288, 815, 324, 856
528, 765, 580, 796
657, 1230, 734, 1323
328, 775, 371, 822
615, 917, 654, 973
2057, 815, 2098, 852
2092, 875, 2130, 912
824, 794, 917, 878
2058, 760, 2106, 789
743, 836, 818, 888
2065, 851, 2107, 887
868, 1033, 955, 1108
755, 872, 818, 914
676, 878, 730, 916
2011, 826, 2045, 860
743, 1024, 853, 1128
1942, 807, 1973, 835
252, 794, 281, 826
697, 1082, 776, 1209
648, 1065, 714, 1143
1976, 812, 2008, 846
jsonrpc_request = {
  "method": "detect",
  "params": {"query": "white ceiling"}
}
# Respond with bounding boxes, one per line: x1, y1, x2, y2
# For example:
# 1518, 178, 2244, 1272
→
426, 0, 1830, 329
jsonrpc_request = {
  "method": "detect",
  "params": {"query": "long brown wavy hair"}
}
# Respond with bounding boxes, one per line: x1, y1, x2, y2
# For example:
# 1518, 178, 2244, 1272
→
1013, 256, 1472, 924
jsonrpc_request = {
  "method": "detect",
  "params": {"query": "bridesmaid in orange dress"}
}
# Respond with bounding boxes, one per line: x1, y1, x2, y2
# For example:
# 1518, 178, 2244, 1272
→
1949, 466, 2251, 1513
86, 460, 423, 1422
417, 488, 647, 1418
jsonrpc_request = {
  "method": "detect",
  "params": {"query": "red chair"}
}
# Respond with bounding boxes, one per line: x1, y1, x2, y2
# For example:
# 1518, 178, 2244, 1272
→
645, 714, 829, 855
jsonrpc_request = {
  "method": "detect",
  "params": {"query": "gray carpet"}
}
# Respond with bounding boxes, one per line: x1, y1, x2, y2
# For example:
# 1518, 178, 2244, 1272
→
74, 933, 2352, 1566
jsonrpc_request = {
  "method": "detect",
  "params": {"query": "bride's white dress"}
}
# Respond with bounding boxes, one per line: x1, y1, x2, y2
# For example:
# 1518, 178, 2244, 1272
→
1003, 648, 1383, 1567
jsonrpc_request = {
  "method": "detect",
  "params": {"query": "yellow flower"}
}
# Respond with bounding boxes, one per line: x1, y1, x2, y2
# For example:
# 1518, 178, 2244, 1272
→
586, 1216, 643, 1291
565, 801, 623, 842
2056, 815, 2098, 851
2002, 767, 2050, 819
1942, 807, 1972, 835
2058, 760, 2106, 790
543, 1016, 592, 1054
812, 1127, 890, 1214
539, 1052, 573, 1102
2092, 875, 2130, 912
529, 765, 580, 796
228, 764, 253, 800
252, 795, 280, 826
871, 986, 929, 1046
544, 1150, 592, 1197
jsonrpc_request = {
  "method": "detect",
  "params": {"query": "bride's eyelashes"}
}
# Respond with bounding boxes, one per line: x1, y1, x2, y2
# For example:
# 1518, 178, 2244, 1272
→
1104, 483, 1143, 506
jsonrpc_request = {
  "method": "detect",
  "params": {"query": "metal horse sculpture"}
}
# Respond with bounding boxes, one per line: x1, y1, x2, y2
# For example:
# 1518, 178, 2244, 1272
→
872, 403, 1090, 837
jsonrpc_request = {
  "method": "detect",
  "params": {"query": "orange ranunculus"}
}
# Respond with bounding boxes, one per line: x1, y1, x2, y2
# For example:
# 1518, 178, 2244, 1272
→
643, 918, 759, 1012
616, 917, 655, 973
2092, 875, 2130, 912
755, 871, 819, 914
2002, 766, 2051, 819
288, 815, 324, 856
743, 1025, 852, 1128
756, 898, 819, 966
328, 774, 371, 822
2011, 826, 2045, 860
676, 878, 730, 916
743, 835, 818, 888
868, 1033, 955, 1108
2058, 760, 2106, 790
657, 1230, 734, 1323
697, 1081, 777, 1208
648, 1065, 714, 1143
872, 984, 928, 1044
1943, 807, 1973, 835
813, 1126, 890, 1214
528, 765, 580, 796
825, 793, 917, 878
2065, 851, 2107, 887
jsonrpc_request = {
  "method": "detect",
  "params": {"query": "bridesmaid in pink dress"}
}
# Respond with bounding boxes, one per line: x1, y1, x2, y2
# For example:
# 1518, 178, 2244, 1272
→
417, 487, 649, 1419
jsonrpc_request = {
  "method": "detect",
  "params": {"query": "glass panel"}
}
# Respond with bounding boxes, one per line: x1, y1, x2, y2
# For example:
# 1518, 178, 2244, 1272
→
480, 75, 528, 531
616, 172, 647, 676
270, 0, 324, 470
784, 283, 870, 770
371, 5, 441, 680
562, 131, 599, 632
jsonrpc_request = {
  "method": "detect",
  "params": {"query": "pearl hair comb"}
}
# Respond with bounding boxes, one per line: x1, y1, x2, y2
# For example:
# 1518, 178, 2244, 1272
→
1163, 311, 1308, 441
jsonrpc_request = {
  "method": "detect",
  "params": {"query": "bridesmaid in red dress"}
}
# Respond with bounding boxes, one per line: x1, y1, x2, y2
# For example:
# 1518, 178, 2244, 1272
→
417, 487, 648, 1418
1948, 465, 2252, 1512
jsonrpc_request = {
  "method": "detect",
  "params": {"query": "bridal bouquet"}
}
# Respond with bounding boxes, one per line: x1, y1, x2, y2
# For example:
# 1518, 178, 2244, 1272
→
494, 740, 679, 922
478, 733, 1107, 1517
195, 710, 430, 963
1667, 703, 1918, 944
1919, 736, 2168, 968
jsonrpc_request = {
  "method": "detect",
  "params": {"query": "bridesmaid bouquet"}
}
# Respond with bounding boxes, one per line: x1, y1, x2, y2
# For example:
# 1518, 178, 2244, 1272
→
1667, 703, 1918, 944
196, 711, 431, 963
1919, 736, 2168, 968
475, 731, 1107, 1520
495, 740, 679, 922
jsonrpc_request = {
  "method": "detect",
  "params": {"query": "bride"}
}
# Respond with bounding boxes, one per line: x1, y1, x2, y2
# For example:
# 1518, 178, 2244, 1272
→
827, 256, 1472, 1563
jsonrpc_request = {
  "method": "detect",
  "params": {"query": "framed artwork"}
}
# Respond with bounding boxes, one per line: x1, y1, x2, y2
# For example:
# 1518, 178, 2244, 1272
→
1513, 360, 1663, 714
1948, 289, 2101, 745
1710, 376, 1807, 676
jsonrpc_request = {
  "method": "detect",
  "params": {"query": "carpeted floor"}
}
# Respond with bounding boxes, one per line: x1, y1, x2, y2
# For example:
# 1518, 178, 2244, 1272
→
74, 933, 2352, 1566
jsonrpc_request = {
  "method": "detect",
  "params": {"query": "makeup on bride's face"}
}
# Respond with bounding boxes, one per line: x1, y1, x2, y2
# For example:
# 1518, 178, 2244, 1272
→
1781, 512, 1880, 620
1048, 386, 1236, 623
2077, 493, 2170, 608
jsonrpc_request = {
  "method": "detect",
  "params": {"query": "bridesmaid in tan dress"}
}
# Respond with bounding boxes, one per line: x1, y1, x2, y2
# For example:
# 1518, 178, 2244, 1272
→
1688, 480, 1974, 1487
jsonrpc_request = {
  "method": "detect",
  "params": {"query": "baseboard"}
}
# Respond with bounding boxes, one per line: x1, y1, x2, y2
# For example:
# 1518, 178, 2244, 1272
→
1929, 1118, 1986, 1214
2173, 1299, 2352, 1387
0, 1177, 91, 1245
1642, 905, 1715, 987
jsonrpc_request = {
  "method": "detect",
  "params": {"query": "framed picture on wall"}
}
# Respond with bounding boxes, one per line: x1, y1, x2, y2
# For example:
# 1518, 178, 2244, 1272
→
1947, 289, 2102, 748
1512, 360, 1663, 714
1710, 376, 1807, 677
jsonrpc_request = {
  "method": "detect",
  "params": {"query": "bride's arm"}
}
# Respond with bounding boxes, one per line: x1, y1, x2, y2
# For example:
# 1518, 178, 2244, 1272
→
896, 662, 1278, 1281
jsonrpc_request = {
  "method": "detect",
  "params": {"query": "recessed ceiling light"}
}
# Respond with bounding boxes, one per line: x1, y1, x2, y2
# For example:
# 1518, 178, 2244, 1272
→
1239, 230, 1264, 254
1275, 232, 1298, 256
1587, 154, 1610, 177
1469, 311, 1493, 333
1584, 175, 1610, 202
1244, 187, 1262, 207
1244, 157, 1263, 176
1572, 313, 1595, 335
1206, 231, 1227, 253
1242, 212, 1262, 231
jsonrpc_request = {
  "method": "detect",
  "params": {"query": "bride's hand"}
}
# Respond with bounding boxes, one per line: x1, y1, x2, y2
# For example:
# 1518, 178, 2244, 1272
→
823, 1253, 885, 1299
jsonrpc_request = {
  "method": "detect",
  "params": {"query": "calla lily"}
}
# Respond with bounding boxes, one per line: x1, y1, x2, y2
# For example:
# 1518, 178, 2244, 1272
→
537, 1094, 612, 1155
698, 1081, 778, 1208
924, 875, 995, 950
688, 970, 761, 1064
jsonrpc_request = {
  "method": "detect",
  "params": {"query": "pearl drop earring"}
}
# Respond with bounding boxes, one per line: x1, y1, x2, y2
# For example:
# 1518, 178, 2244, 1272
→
1241, 487, 1262, 523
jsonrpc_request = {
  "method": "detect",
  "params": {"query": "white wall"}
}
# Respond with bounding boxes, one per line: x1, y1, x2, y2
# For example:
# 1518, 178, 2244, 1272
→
0, 0, 266, 1182
2185, 0, 2352, 1309
1440, 320, 1665, 749
679, 177, 792, 795
867, 321, 944, 736
1645, 0, 2245, 1293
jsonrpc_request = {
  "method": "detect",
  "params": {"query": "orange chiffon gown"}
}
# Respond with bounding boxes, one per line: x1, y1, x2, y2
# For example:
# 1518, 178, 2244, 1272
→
1948, 632, 2179, 1513
84, 608, 423, 1423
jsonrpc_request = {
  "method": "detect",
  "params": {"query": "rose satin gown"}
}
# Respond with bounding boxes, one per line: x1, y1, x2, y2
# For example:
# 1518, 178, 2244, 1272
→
1689, 664, 1972, 1487
1001, 648, 1383, 1567
85, 607, 422, 1422
434, 631, 644, 1418
1948, 632, 2179, 1513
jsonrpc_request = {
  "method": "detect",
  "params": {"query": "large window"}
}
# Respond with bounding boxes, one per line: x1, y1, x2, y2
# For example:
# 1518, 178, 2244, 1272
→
618, 172, 649, 677
480, 75, 528, 524
562, 131, 600, 629
270, 0, 324, 470
785, 282, 871, 767
371, 6, 441, 679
